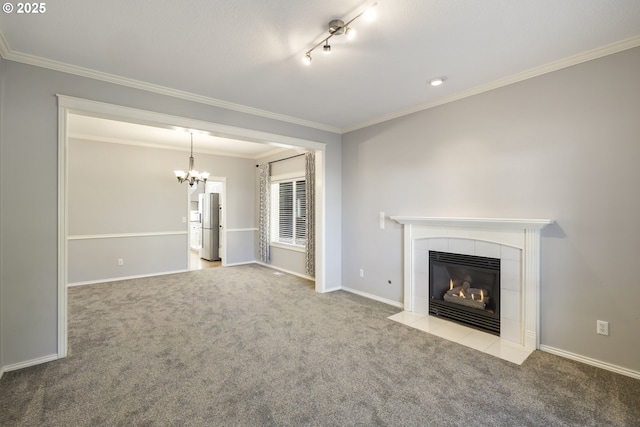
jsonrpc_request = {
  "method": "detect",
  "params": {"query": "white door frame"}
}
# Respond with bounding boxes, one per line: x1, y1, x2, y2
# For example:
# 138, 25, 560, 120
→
57, 95, 327, 359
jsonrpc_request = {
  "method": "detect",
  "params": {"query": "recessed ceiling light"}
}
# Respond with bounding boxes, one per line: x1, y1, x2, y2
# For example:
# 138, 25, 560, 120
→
429, 77, 446, 86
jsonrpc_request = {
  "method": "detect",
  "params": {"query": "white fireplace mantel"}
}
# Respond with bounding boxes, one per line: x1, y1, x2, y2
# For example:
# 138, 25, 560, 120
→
390, 216, 553, 350
389, 216, 552, 230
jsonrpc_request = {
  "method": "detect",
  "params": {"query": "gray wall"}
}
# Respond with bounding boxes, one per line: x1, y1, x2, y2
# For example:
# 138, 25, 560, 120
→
342, 47, 640, 372
0, 60, 341, 368
67, 138, 257, 283
68, 139, 187, 237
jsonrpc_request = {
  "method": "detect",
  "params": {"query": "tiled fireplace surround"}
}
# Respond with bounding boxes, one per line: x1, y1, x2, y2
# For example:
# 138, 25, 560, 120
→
390, 217, 553, 360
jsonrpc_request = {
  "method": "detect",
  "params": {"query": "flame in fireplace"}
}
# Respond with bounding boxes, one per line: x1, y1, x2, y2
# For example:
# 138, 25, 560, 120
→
449, 279, 453, 290
459, 289, 464, 298
480, 290, 484, 301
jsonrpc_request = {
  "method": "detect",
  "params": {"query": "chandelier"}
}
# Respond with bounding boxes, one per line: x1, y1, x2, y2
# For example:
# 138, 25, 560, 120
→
174, 133, 209, 186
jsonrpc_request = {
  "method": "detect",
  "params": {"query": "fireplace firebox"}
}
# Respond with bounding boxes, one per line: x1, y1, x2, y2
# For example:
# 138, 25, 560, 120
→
429, 251, 500, 335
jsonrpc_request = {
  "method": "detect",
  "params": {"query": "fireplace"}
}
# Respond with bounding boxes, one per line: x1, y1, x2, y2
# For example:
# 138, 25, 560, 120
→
390, 216, 553, 350
429, 251, 500, 335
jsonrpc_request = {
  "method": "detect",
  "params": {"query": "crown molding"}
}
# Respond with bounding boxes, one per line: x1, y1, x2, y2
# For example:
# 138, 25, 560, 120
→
3, 31, 640, 136
0, 32, 341, 135
342, 35, 640, 133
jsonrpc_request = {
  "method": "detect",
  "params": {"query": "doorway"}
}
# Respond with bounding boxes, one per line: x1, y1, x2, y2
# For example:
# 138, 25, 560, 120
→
58, 95, 327, 359
188, 179, 226, 271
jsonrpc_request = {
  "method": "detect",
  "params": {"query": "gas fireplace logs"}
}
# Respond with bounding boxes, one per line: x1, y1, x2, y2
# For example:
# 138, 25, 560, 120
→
443, 281, 489, 310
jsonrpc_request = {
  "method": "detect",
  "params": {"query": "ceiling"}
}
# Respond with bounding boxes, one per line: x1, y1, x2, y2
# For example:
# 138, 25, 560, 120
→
2, 0, 640, 134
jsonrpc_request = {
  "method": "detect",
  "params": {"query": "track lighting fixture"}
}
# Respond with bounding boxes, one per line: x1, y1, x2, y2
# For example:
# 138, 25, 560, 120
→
303, 2, 377, 65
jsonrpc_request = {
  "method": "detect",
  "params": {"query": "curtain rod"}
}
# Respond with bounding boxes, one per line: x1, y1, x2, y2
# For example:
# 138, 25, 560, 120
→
256, 153, 305, 167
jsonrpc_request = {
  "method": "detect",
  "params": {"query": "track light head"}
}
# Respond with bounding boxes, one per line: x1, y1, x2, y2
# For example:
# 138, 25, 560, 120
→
323, 41, 331, 54
303, 52, 312, 65
345, 27, 357, 40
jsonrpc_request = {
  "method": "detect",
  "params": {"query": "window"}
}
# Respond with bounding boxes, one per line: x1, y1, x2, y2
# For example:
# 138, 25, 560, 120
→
271, 179, 306, 247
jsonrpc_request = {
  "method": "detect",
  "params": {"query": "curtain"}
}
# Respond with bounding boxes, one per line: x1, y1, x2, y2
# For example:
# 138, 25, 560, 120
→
305, 152, 315, 277
257, 163, 271, 263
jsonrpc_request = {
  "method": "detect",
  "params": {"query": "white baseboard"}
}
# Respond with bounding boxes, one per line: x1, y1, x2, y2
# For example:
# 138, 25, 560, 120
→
223, 261, 258, 267
2, 353, 59, 374
540, 345, 640, 380
255, 262, 315, 281
67, 269, 189, 287
341, 286, 404, 309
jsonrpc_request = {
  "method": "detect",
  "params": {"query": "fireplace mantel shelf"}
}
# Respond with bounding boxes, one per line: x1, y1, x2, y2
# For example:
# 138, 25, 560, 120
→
389, 216, 553, 231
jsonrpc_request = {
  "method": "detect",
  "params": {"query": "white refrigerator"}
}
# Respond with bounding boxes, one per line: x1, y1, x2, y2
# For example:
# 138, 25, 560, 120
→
199, 193, 221, 261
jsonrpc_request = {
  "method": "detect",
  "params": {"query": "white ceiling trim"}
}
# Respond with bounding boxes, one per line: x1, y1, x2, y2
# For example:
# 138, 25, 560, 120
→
0, 32, 340, 135
67, 133, 289, 160
4, 32, 640, 136
344, 35, 640, 133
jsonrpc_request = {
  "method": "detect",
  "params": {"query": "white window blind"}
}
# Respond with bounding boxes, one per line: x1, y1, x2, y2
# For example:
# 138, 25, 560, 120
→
271, 179, 306, 246
279, 181, 293, 242
295, 180, 306, 245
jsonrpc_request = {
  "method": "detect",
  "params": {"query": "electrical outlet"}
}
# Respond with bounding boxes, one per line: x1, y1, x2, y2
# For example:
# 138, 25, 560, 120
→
118, 258, 124, 266
359, 269, 364, 278
597, 320, 609, 336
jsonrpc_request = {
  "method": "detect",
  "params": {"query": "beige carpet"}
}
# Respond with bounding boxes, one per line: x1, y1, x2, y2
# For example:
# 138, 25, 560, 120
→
1, 264, 639, 426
